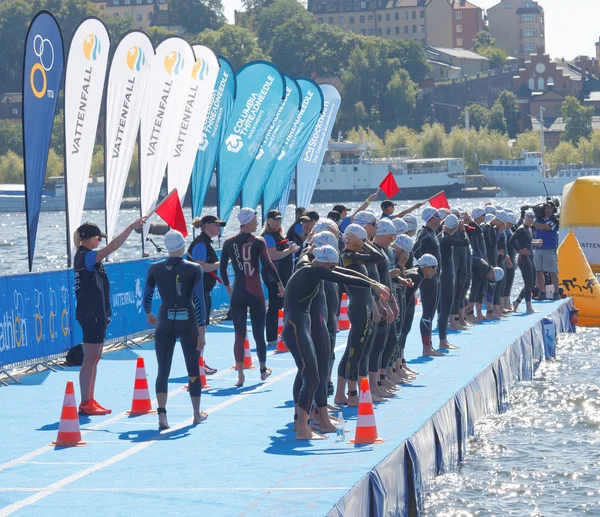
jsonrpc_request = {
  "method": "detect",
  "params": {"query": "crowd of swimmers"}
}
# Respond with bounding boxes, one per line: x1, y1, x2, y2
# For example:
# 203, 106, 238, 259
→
72, 191, 550, 437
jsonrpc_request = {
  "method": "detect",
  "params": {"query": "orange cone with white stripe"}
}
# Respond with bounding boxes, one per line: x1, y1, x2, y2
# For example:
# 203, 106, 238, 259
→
51, 381, 87, 447
127, 357, 156, 415
348, 378, 386, 445
243, 333, 256, 369
338, 293, 350, 330
275, 309, 289, 353
199, 355, 212, 389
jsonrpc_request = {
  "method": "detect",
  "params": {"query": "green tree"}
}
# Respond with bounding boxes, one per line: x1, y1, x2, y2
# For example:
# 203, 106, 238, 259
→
196, 25, 267, 70
147, 26, 177, 46
0, 120, 23, 156
384, 126, 417, 156
268, 14, 315, 76
546, 141, 581, 170
380, 69, 418, 127
512, 130, 541, 157
477, 45, 507, 68
46, 147, 64, 179
346, 126, 384, 149
417, 123, 446, 158
254, 0, 311, 48
0, 0, 33, 95
472, 30, 495, 53
562, 96, 594, 144
340, 47, 373, 129
462, 104, 489, 131
169, 0, 225, 34
0, 150, 23, 183
309, 24, 362, 77
54, 0, 100, 48
386, 39, 430, 84
497, 91, 520, 138
488, 101, 507, 133
50, 110, 65, 157
100, 11, 132, 44
577, 131, 600, 164
90, 144, 103, 177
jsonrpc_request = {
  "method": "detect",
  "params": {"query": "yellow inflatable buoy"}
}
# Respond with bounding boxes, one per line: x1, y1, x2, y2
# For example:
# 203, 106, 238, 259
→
560, 177, 600, 274
557, 230, 600, 326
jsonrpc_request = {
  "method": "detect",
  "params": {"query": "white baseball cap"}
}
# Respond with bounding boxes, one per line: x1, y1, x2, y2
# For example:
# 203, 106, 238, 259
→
313, 218, 337, 234
493, 267, 505, 282
392, 218, 409, 235
417, 253, 438, 268
343, 223, 368, 241
422, 207, 439, 223
394, 234, 414, 253
402, 214, 418, 231
443, 214, 459, 229
376, 219, 396, 236
471, 207, 485, 219
237, 207, 257, 225
312, 231, 338, 248
164, 230, 185, 252
313, 245, 339, 264
354, 211, 377, 226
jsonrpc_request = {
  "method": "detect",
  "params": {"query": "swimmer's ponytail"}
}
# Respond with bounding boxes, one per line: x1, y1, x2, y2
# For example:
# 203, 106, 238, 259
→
192, 217, 202, 229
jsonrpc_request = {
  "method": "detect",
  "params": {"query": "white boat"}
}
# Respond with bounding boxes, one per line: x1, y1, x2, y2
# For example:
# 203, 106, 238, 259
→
480, 151, 600, 197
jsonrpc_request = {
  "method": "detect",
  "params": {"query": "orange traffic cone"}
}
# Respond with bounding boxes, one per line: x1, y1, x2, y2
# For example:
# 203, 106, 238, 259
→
51, 381, 86, 447
338, 293, 350, 331
199, 355, 212, 389
275, 309, 289, 353
243, 333, 256, 369
127, 357, 156, 415
348, 378, 386, 445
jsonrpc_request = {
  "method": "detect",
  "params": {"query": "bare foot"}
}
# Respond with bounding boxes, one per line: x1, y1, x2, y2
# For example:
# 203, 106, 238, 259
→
512, 301, 520, 312
260, 368, 272, 381
439, 342, 459, 350
327, 404, 341, 412
296, 429, 328, 440
423, 347, 445, 357
158, 413, 170, 430
318, 423, 338, 434
235, 374, 245, 387
334, 395, 349, 406
347, 395, 359, 407
402, 364, 419, 375
371, 393, 385, 403
526, 308, 537, 314
193, 411, 208, 424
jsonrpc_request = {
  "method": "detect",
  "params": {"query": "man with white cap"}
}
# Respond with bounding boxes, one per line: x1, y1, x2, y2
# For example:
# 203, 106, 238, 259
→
220, 208, 283, 387
413, 207, 444, 356
144, 230, 208, 429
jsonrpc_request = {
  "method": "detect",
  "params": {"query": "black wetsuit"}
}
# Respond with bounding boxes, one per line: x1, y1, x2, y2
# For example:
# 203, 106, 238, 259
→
413, 226, 441, 347
372, 243, 397, 374
438, 231, 469, 341
144, 257, 206, 398
469, 257, 492, 304
494, 229, 507, 306
504, 227, 518, 297
220, 233, 280, 364
400, 267, 424, 360
282, 264, 372, 413
452, 228, 469, 315
468, 222, 487, 260
510, 224, 535, 302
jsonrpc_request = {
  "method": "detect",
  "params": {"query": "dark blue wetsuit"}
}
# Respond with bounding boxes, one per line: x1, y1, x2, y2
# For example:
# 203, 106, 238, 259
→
337, 244, 381, 382
220, 233, 281, 365
74, 247, 111, 344
282, 264, 373, 413
510, 224, 535, 302
413, 226, 441, 347
438, 231, 469, 341
144, 257, 206, 398
262, 230, 294, 343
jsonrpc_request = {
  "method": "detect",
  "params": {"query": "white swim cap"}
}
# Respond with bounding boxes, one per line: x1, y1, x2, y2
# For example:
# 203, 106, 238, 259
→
164, 230, 185, 252
485, 205, 496, 215
343, 223, 368, 241
421, 207, 439, 223
376, 219, 396, 236
449, 207, 460, 215
313, 245, 339, 264
493, 267, 505, 282
392, 218, 409, 235
417, 253, 438, 268
312, 231, 337, 248
496, 211, 510, 224
525, 209, 535, 218
394, 235, 414, 253
443, 214, 459, 229
354, 211, 377, 226
485, 213, 495, 223
313, 218, 337, 234
402, 214, 418, 231
438, 208, 449, 219
237, 207, 257, 225
471, 207, 485, 219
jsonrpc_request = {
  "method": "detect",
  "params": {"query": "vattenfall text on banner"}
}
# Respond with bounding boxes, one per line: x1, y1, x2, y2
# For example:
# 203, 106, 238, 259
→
105, 31, 154, 241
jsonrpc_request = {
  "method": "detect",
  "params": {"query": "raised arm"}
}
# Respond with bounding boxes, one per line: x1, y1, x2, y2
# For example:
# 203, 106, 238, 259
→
96, 217, 146, 262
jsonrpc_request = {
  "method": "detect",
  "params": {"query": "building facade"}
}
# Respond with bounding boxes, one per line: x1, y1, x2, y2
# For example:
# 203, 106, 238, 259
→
487, 0, 545, 61
92, 0, 167, 31
308, 0, 458, 48
452, 0, 482, 50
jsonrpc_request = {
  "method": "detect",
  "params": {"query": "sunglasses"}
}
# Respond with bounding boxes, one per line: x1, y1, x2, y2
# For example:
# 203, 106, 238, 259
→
369, 222, 377, 227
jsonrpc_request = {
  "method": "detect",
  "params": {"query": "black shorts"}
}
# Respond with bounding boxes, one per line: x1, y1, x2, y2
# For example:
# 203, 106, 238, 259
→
204, 290, 212, 326
78, 318, 107, 344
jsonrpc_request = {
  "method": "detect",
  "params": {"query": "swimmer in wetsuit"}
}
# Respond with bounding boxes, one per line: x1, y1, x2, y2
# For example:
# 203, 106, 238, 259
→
413, 207, 444, 356
144, 231, 207, 430
220, 208, 284, 387
503, 212, 519, 312
465, 208, 488, 323
282, 245, 389, 440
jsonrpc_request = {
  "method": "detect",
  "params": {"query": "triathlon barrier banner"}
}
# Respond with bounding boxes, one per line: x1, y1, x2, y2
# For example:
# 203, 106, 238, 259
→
190, 56, 236, 219
105, 30, 154, 242
241, 75, 301, 210
64, 17, 110, 263
296, 84, 341, 210
22, 11, 65, 271
217, 61, 286, 222
0, 257, 233, 371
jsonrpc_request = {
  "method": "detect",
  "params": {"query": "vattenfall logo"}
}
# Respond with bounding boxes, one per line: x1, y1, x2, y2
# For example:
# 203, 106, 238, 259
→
126, 45, 146, 72
29, 34, 55, 100
164, 51, 184, 75
83, 33, 101, 61
191, 58, 208, 80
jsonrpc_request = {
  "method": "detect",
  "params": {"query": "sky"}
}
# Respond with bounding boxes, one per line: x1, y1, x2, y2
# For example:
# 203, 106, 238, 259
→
222, 0, 598, 61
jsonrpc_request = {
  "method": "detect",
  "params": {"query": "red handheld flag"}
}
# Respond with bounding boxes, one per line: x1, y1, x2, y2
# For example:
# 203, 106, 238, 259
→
429, 192, 450, 210
154, 189, 188, 237
379, 171, 400, 198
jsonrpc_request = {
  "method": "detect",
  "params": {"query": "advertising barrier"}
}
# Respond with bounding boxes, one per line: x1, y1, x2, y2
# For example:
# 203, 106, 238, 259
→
0, 256, 233, 371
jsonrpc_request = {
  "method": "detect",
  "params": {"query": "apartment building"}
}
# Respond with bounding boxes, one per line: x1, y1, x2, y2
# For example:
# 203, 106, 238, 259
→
307, 0, 455, 48
452, 0, 482, 50
91, 0, 167, 31
487, 0, 545, 61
